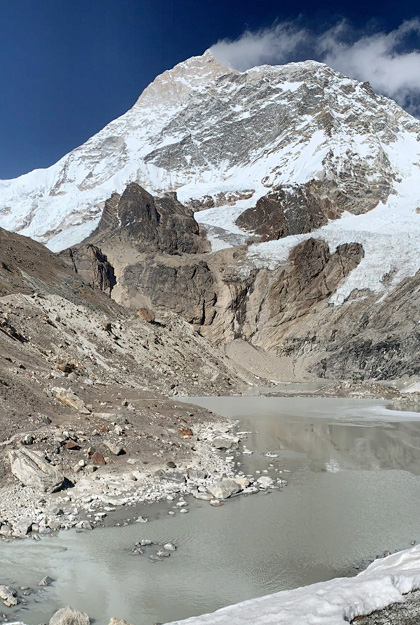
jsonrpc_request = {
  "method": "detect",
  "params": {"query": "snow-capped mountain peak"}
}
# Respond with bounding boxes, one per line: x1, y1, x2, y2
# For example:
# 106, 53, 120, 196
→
0, 50, 420, 306
134, 50, 234, 110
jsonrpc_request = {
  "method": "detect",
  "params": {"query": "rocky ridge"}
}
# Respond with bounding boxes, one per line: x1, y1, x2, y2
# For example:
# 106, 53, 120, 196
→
59, 181, 420, 382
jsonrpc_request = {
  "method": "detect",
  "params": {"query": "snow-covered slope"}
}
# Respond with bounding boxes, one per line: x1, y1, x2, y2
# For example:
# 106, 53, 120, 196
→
1, 50, 420, 303
247, 129, 420, 304
167, 545, 420, 625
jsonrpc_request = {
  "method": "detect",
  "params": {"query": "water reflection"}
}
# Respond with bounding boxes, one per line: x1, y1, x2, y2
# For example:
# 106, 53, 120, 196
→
187, 396, 420, 474
2, 396, 420, 625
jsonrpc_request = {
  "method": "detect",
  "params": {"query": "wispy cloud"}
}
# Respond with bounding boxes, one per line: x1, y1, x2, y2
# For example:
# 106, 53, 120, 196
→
210, 19, 420, 116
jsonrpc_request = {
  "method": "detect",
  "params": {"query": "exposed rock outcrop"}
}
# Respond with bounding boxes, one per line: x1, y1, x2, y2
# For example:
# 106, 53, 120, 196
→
236, 175, 392, 242
119, 257, 216, 324
84, 183, 209, 256
65, 245, 116, 295
61, 183, 214, 323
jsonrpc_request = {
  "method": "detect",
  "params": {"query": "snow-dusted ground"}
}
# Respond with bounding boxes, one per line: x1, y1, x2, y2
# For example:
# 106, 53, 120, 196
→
167, 546, 420, 625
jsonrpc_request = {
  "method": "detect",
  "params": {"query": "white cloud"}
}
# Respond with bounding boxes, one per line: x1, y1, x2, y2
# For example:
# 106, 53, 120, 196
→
209, 23, 309, 71
210, 19, 420, 116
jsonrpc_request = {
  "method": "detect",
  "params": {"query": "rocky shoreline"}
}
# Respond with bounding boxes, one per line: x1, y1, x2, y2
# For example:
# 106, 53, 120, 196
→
0, 401, 291, 624
0, 416, 249, 540
2, 387, 420, 625
5, 607, 134, 625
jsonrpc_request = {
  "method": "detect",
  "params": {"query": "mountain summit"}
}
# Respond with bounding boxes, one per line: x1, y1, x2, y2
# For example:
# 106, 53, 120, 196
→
0, 51, 420, 307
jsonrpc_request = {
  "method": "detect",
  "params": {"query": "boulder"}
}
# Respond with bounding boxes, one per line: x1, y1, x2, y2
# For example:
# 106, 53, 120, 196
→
212, 436, 239, 450
135, 307, 155, 323
39, 576, 55, 586
12, 517, 33, 537
207, 479, 241, 500
92, 450, 106, 465
0, 585, 18, 607
49, 606, 90, 625
9, 448, 65, 493
212, 437, 233, 450
53, 388, 90, 414
233, 476, 250, 489
163, 542, 176, 551
188, 468, 208, 480
104, 441, 125, 456
108, 620, 134, 625
191, 491, 212, 500
256, 476, 274, 489
162, 470, 186, 484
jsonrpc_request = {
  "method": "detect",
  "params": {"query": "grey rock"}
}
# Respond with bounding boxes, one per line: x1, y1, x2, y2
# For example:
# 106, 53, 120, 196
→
9, 448, 65, 493
0, 524, 12, 537
192, 491, 213, 501
212, 437, 233, 450
188, 468, 208, 480
207, 479, 241, 500
0, 585, 18, 607
156, 549, 171, 557
39, 576, 55, 587
163, 542, 176, 551
162, 471, 186, 484
104, 441, 125, 456
49, 606, 90, 625
13, 518, 33, 537
256, 476, 275, 489
22, 434, 35, 445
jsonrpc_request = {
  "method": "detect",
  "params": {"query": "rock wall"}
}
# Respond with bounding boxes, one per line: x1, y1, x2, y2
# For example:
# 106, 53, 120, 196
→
61, 183, 420, 382
236, 175, 392, 242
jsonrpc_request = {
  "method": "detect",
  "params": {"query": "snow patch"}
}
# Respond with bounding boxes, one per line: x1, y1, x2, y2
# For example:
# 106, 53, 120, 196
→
167, 546, 420, 625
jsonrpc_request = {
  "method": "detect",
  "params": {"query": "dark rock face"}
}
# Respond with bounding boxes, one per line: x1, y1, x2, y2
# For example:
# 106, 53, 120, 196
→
236, 187, 328, 241
311, 269, 420, 380
86, 183, 209, 255
236, 176, 391, 242
252, 238, 365, 333
61, 184, 213, 321
121, 259, 216, 325
63, 245, 116, 295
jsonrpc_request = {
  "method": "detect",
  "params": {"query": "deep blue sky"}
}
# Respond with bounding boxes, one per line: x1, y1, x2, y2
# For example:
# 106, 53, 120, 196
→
0, 0, 418, 179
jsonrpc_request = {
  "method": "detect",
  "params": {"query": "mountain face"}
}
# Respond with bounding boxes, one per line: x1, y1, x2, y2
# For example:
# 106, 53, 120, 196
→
2, 51, 420, 381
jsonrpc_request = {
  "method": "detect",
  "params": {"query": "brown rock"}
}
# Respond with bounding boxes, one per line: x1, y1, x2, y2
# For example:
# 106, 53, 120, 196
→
136, 307, 155, 323
57, 361, 77, 374
92, 451, 106, 466
178, 427, 193, 437
64, 441, 80, 451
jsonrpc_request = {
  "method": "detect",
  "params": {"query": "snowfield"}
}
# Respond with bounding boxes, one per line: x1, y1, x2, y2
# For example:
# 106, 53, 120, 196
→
167, 546, 420, 625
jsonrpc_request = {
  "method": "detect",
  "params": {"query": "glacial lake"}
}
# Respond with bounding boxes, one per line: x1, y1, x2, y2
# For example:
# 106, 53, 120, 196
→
3, 396, 420, 625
